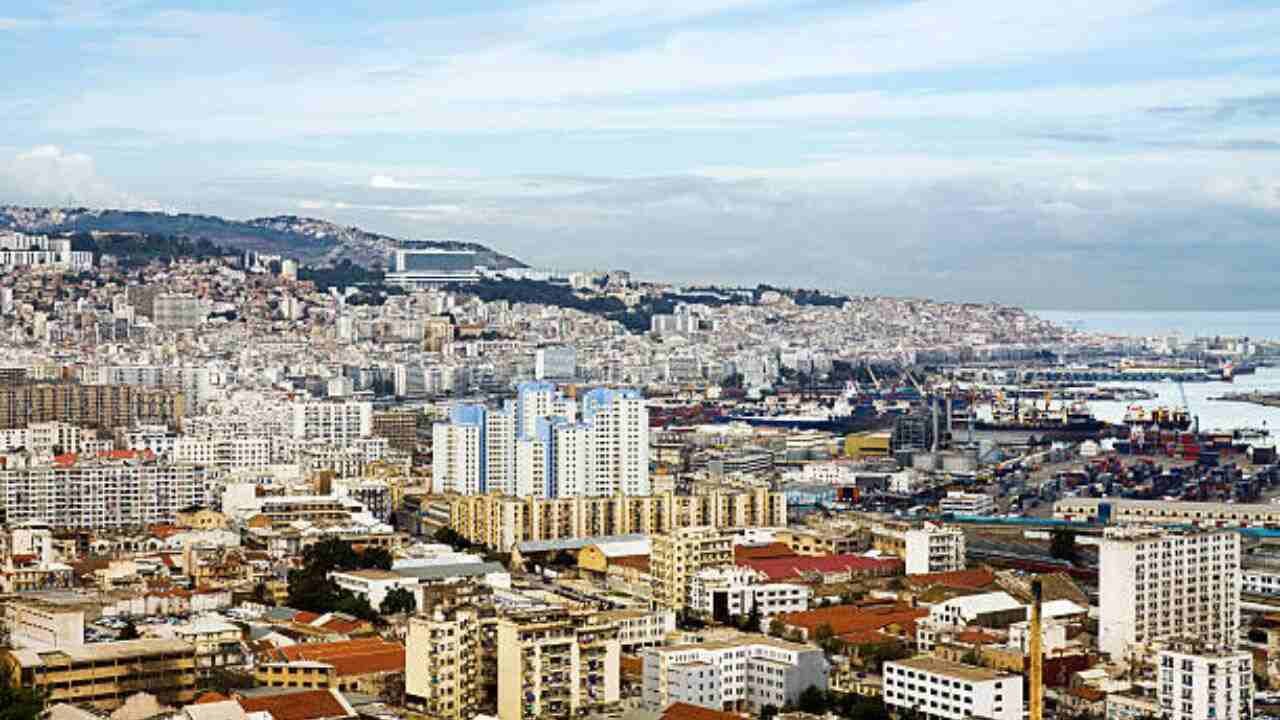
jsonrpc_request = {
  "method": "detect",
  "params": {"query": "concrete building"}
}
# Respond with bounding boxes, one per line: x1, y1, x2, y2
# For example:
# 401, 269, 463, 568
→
152, 293, 205, 329
939, 491, 995, 516
872, 522, 967, 575
2, 598, 87, 649
1056, 497, 1280, 526
883, 656, 1023, 720
3, 638, 198, 711
0, 383, 185, 431
1158, 647, 1253, 720
536, 346, 577, 381
406, 606, 482, 720
641, 634, 828, 713
0, 232, 93, 272
496, 612, 621, 720
652, 526, 734, 611
386, 247, 481, 288
1099, 527, 1240, 658
291, 401, 373, 444
689, 566, 810, 626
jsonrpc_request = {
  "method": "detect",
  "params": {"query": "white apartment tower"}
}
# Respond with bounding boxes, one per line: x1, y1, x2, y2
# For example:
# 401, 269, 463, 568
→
1158, 647, 1253, 720
290, 401, 373, 444
581, 387, 649, 496
1099, 527, 1241, 658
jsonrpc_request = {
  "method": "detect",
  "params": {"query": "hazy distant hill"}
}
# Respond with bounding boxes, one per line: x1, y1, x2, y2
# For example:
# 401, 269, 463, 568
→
0, 206, 526, 269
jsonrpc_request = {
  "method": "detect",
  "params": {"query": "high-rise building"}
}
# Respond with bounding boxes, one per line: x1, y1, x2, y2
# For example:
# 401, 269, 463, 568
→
152, 293, 206, 330
651, 526, 734, 611
1099, 527, 1240, 658
290, 401, 373, 444
432, 406, 485, 495
496, 612, 621, 720
406, 607, 482, 720
580, 387, 648, 496
1158, 647, 1253, 720
0, 383, 184, 431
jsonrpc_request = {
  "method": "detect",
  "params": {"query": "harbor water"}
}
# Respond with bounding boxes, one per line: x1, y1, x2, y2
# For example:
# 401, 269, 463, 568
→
1087, 366, 1280, 433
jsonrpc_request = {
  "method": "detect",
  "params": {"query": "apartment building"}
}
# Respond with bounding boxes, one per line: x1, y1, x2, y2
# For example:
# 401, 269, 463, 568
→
432, 383, 648, 499
772, 527, 869, 557
443, 488, 787, 553
641, 634, 828, 713
151, 293, 205, 329
1056, 497, 1280, 527
2, 598, 87, 649
1158, 647, 1253, 720
406, 606, 483, 720
0, 232, 93, 271
872, 522, 967, 575
496, 612, 621, 720
689, 566, 810, 625
372, 410, 419, 453
883, 656, 1023, 720
0, 453, 209, 529
86, 366, 213, 409
652, 526, 734, 611
3, 638, 198, 711
0, 383, 184, 431
290, 400, 373, 444
1099, 527, 1241, 658
590, 608, 676, 653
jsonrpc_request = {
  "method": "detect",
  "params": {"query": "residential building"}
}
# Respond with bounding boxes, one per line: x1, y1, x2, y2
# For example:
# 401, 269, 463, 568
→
1055, 498, 1280, 526
883, 656, 1023, 720
1158, 647, 1253, 720
255, 638, 405, 696
406, 606, 482, 720
496, 611, 621, 720
0, 383, 184, 431
2, 638, 198, 711
652, 526, 734, 611
641, 634, 828, 713
1099, 527, 1241, 658
872, 522, 967, 575
536, 346, 577, 381
291, 401, 373, 444
689, 566, 810, 626
2, 598, 87, 649
938, 491, 995, 516
152, 293, 205, 329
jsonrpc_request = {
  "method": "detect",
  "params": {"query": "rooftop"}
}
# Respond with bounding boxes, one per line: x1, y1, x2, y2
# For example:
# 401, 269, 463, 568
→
890, 655, 1014, 682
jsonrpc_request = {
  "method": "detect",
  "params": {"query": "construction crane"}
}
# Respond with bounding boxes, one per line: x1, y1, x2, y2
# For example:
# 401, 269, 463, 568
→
1029, 579, 1044, 720
1176, 378, 1200, 434
866, 364, 881, 391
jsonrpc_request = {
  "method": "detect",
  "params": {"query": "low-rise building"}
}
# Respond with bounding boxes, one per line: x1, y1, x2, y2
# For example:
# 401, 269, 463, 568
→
641, 634, 829, 713
883, 656, 1023, 720
3, 638, 198, 711
872, 522, 967, 575
689, 566, 810, 626
1158, 647, 1253, 720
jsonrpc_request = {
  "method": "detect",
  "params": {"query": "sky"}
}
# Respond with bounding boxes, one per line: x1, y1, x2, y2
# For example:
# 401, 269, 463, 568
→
1, 0, 1279, 309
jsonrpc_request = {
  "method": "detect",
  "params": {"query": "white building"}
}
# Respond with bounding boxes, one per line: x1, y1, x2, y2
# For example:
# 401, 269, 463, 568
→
642, 635, 829, 712
874, 522, 966, 575
1098, 527, 1240, 658
535, 346, 577, 381
1242, 568, 1280, 596
1158, 647, 1253, 720
330, 569, 423, 610
883, 657, 1023, 720
688, 566, 810, 626
290, 401, 373, 444
0, 232, 93, 272
152, 293, 206, 329
939, 491, 995, 516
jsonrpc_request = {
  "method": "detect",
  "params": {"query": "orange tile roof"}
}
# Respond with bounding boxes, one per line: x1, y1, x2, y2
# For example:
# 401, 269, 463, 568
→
778, 603, 927, 637
270, 638, 404, 677
661, 702, 746, 720
620, 656, 644, 678
956, 629, 1003, 645
610, 554, 651, 573
237, 689, 352, 720
903, 568, 996, 590
734, 543, 796, 561
195, 691, 229, 704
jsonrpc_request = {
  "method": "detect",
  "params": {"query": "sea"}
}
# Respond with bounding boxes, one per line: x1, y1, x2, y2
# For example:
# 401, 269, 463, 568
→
1033, 310, 1280, 433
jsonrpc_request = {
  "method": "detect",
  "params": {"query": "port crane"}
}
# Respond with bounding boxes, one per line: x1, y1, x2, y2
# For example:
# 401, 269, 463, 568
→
1175, 377, 1199, 434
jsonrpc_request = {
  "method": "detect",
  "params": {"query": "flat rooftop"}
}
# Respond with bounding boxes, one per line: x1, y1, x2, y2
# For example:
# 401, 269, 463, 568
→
891, 655, 1013, 682
11, 638, 194, 667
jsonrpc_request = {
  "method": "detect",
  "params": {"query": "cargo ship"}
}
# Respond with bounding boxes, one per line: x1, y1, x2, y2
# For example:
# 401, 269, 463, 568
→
715, 394, 890, 434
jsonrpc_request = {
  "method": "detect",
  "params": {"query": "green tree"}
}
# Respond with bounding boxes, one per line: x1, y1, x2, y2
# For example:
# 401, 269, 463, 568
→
360, 546, 394, 571
1050, 529, 1078, 564
739, 604, 762, 632
767, 619, 786, 637
759, 705, 780, 720
0, 670, 46, 720
200, 668, 255, 695
380, 587, 418, 616
798, 685, 828, 714
252, 581, 274, 606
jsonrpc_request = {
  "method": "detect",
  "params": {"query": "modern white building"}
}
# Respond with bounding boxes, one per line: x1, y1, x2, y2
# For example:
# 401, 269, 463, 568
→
1098, 527, 1240, 658
642, 635, 828, 713
883, 657, 1023, 720
874, 522, 967, 575
290, 401, 373, 444
385, 247, 481, 287
688, 566, 810, 626
433, 383, 648, 498
939, 491, 995, 516
1157, 647, 1253, 720
1242, 568, 1280, 596
0, 232, 93, 272
535, 346, 577, 381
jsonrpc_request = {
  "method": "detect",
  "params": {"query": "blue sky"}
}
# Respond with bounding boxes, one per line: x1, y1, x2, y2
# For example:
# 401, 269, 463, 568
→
2, 0, 1279, 308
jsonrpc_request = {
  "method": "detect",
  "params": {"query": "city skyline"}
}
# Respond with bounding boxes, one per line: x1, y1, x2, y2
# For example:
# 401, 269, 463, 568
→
2, 1, 1279, 308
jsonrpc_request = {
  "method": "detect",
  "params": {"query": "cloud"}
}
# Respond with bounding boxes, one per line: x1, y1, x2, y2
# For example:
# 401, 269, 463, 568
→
0, 145, 141, 207
369, 175, 429, 191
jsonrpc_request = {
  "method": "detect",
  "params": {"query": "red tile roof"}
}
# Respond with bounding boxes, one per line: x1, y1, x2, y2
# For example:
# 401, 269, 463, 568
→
734, 543, 796, 561
740, 554, 902, 582
903, 568, 996, 590
237, 689, 353, 720
778, 603, 927, 638
195, 691, 229, 704
610, 554, 651, 573
661, 702, 746, 720
269, 638, 404, 677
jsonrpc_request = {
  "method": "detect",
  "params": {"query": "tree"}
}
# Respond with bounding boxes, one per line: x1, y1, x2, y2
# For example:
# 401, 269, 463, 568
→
798, 685, 828, 714
1050, 529, 1079, 564
200, 668, 255, 695
814, 623, 836, 643
118, 619, 140, 640
739, 604, 762, 632
380, 587, 417, 616
0, 671, 45, 720
767, 619, 786, 638
252, 581, 274, 606
759, 705, 780, 720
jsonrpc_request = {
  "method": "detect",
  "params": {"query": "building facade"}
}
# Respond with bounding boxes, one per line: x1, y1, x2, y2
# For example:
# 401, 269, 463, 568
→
883, 656, 1023, 720
641, 635, 828, 713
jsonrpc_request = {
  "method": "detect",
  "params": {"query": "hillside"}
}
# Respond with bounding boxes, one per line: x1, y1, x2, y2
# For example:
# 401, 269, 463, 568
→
0, 206, 527, 269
